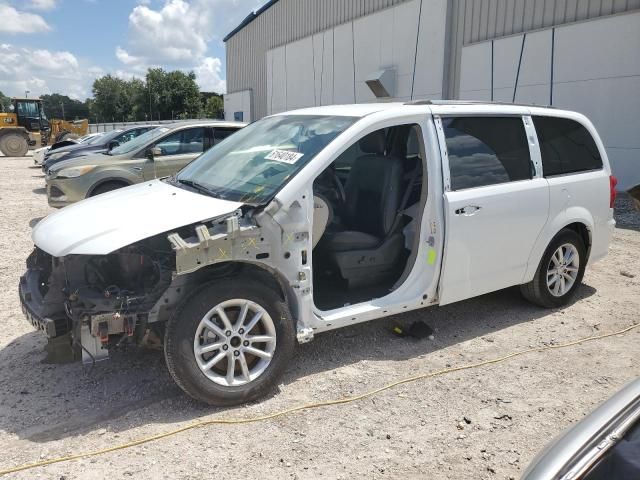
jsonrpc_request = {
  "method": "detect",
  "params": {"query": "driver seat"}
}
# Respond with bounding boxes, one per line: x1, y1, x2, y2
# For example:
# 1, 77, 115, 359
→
320, 130, 405, 288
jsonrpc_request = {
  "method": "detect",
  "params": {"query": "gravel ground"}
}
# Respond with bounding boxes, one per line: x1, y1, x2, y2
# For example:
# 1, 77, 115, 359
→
0, 156, 639, 479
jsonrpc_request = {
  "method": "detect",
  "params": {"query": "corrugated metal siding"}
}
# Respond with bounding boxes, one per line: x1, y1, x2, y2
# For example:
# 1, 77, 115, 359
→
226, 0, 410, 119
447, 0, 640, 97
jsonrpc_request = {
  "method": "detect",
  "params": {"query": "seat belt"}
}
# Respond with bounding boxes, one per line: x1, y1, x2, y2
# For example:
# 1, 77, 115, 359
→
391, 162, 421, 233
399, 163, 421, 213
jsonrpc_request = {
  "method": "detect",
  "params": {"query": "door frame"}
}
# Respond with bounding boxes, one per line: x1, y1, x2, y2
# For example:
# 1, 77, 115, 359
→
272, 108, 445, 333
434, 111, 548, 305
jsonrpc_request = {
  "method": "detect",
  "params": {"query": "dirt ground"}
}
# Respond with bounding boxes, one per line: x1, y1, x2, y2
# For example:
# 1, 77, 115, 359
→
0, 156, 638, 479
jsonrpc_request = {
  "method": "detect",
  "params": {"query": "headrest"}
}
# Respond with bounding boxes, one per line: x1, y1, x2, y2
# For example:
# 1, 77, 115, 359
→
358, 130, 386, 155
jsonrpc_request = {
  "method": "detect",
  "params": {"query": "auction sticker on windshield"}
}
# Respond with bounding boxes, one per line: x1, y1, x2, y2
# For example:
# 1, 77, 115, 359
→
265, 149, 304, 164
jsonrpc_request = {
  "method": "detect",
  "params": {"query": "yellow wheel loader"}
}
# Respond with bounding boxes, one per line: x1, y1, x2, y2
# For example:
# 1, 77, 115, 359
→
0, 97, 88, 157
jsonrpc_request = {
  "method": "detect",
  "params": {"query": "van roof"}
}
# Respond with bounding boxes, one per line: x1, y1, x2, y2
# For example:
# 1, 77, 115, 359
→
277, 100, 568, 119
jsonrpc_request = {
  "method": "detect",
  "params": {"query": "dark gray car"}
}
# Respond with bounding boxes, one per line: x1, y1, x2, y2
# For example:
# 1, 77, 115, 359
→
43, 125, 159, 172
45, 120, 245, 207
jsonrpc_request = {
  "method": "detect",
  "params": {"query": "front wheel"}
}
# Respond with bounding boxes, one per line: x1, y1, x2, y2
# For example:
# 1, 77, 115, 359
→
164, 277, 296, 406
520, 229, 587, 308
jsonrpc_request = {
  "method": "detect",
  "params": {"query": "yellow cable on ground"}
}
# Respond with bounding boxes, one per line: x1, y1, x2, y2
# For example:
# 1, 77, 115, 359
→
1, 322, 638, 476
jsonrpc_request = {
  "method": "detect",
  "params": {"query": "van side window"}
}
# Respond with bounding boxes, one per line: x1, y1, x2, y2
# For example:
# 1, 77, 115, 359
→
532, 116, 602, 176
443, 117, 531, 191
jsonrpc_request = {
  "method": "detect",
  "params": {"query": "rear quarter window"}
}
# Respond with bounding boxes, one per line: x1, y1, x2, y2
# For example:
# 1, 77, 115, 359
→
532, 116, 603, 177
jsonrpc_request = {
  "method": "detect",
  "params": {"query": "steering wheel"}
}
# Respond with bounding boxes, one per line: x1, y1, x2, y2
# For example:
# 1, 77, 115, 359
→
330, 167, 346, 205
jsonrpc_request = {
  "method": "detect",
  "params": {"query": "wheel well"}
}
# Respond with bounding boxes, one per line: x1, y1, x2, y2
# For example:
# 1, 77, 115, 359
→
563, 222, 591, 258
87, 179, 131, 197
180, 261, 296, 315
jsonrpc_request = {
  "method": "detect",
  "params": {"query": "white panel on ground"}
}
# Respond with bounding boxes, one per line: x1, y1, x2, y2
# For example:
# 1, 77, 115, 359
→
459, 42, 492, 100
269, 46, 287, 114
285, 37, 315, 110
333, 23, 356, 104
413, 0, 447, 100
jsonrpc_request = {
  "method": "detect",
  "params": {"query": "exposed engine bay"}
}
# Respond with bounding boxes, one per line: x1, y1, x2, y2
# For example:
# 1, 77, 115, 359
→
19, 195, 315, 364
20, 234, 175, 363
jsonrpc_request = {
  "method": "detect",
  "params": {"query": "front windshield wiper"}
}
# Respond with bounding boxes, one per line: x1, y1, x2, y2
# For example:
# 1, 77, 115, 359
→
176, 178, 217, 197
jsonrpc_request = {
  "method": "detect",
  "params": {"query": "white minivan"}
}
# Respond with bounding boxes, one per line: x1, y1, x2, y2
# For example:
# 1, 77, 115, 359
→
20, 101, 616, 405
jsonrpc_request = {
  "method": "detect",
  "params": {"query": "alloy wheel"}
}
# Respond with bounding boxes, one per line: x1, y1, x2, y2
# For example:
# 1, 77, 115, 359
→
546, 243, 580, 297
193, 299, 277, 387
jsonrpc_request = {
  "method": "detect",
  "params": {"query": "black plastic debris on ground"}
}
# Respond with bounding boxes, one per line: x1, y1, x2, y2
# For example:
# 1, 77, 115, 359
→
392, 320, 434, 339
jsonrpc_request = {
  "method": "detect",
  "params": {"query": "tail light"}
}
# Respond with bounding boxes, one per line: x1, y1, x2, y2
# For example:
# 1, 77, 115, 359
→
610, 175, 618, 208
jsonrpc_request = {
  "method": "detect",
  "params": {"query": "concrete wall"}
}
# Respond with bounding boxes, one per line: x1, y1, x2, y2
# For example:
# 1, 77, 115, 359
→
226, 0, 410, 120
223, 89, 252, 123
263, 0, 448, 115
446, 0, 640, 97
458, 11, 640, 189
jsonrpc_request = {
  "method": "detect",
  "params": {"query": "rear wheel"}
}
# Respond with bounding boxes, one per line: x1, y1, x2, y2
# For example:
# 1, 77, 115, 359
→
521, 229, 587, 308
89, 181, 128, 197
0, 133, 29, 157
164, 277, 296, 406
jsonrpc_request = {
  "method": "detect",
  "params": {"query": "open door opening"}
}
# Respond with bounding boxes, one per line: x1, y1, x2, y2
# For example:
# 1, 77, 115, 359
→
312, 124, 427, 310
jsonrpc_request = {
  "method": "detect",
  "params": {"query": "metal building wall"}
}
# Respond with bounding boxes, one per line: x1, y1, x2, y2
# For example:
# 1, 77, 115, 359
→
447, 0, 640, 97
225, 0, 411, 119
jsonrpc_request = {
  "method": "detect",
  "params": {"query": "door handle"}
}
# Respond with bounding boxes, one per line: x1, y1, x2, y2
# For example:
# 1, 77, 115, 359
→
455, 205, 482, 216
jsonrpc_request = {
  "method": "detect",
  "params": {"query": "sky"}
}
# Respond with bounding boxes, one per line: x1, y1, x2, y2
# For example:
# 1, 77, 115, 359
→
0, 0, 266, 99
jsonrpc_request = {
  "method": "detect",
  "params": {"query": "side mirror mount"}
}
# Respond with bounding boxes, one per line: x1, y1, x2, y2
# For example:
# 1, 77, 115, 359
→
146, 147, 161, 160
108, 140, 119, 151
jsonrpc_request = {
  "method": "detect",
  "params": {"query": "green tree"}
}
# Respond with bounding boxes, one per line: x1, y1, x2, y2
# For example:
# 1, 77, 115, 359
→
125, 78, 147, 121
0, 91, 11, 112
92, 75, 133, 122
91, 68, 206, 122
146, 68, 201, 120
203, 95, 223, 119
41, 93, 90, 120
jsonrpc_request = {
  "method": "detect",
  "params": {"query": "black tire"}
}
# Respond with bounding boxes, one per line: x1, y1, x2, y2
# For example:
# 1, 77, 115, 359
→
89, 181, 128, 197
520, 229, 587, 308
164, 277, 296, 406
0, 133, 29, 157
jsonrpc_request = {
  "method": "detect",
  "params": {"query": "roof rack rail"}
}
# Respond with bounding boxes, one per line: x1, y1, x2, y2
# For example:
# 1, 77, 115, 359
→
404, 99, 557, 109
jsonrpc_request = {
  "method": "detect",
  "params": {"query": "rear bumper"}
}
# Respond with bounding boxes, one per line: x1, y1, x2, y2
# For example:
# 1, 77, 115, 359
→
589, 215, 616, 264
19, 268, 68, 338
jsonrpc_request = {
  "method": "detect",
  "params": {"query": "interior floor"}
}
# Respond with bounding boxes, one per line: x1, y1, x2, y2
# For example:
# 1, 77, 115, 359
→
313, 249, 410, 310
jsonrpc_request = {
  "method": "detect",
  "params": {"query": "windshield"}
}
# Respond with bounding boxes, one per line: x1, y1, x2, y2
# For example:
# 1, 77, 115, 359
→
176, 115, 357, 204
110, 127, 170, 155
79, 133, 100, 144
89, 129, 122, 145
